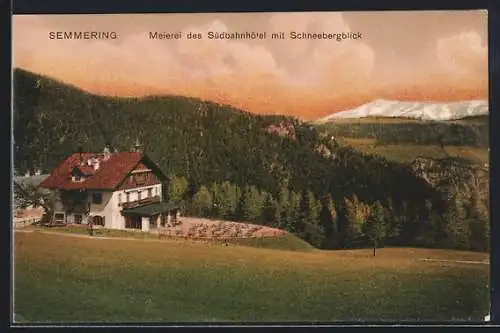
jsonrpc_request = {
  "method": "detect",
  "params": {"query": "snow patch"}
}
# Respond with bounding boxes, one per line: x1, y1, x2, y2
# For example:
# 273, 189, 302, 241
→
317, 99, 488, 122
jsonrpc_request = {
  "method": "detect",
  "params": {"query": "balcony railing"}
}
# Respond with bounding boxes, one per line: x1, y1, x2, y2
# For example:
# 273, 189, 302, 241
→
120, 195, 161, 209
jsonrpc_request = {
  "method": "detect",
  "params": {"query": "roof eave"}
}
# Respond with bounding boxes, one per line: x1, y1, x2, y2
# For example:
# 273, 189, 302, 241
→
37, 185, 115, 191
140, 154, 169, 182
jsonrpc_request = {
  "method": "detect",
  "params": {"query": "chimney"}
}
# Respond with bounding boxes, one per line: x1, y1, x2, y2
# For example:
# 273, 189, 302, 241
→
103, 145, 111, 161
92, 157, 100, 171
134, 137, 143, 153
77, 145, 84, 165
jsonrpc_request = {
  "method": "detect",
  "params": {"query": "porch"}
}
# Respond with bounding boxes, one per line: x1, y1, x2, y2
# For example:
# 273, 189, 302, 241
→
121, 201, 180, 232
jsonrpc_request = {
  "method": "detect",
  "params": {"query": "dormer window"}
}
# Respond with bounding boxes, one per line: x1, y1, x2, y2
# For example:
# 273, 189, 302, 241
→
72, 175, 85, 182
92, 193, 103, 204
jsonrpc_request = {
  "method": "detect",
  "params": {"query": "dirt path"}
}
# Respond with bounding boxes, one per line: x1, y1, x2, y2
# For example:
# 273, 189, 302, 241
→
14, 229, 173, 244
14, 228, 283, 245
14, 216, 287, 242
419, 258, 489, 265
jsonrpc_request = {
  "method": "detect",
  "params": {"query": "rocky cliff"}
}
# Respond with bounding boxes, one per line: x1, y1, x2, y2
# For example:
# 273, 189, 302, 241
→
410, 156, 489, 218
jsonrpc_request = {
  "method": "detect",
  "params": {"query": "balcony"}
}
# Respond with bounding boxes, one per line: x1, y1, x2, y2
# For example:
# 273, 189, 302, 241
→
120, 195, 161, 209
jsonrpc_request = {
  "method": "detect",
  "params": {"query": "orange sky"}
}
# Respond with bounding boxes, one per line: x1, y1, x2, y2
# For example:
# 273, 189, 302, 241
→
12, 11, 488, 120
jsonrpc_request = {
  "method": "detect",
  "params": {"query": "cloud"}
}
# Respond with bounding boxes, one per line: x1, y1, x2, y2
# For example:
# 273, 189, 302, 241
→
436, 31, 487, 77
61, 14, 374, 113
268, 12, 375, 88
174, 20, 287, 85
21, 13, 490, 118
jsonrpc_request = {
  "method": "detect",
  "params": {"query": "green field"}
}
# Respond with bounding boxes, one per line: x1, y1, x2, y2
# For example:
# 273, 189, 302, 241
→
339, 138, 489, 164
13, 232, 489, 323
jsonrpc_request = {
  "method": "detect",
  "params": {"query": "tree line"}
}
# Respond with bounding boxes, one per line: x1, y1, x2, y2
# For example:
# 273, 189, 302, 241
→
318, 119, 489, 148
165, 176, 489, 253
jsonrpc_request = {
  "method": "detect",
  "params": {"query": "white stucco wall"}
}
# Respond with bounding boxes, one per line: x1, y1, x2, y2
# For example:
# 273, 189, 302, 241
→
108, 183, 162, 230
65, 212, 88, 225
141, 216, 149, 232
87, 191, 114, 228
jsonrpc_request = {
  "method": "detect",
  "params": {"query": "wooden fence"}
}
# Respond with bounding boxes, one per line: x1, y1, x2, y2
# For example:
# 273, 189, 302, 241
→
13, 217, 41, 228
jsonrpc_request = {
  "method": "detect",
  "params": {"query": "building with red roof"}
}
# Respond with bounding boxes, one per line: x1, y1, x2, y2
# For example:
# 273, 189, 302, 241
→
38, 145, 179, 231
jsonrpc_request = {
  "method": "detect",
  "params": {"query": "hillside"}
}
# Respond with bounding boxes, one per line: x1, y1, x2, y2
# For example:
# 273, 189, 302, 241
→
335, 137, 488, 166
315, 117, 488, 149
13, 68, 489, 252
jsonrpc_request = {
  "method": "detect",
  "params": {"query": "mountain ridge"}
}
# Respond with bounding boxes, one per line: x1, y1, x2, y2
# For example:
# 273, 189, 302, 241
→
316, 99, 489, 123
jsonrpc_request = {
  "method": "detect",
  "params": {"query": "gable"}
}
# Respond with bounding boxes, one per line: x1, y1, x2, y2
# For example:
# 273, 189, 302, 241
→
133, 162, 150, 172
116, 159, 164, 190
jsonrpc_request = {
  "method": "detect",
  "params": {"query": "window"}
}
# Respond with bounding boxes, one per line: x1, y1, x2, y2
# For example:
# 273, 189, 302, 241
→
92, 193, 102, 204
74, 214, 82, 224
138, 191, 142, 201
72, 175, 85, 182
135, 173, 146, 185
147, 188, 152, 198
54, 213, 65, 224
93, 216, 105, 226
118, 193, 122, 204
126, 192, 130, 202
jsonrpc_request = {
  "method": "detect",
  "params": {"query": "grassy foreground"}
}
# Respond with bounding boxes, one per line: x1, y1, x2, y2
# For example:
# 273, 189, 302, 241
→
13, 232, 489, 323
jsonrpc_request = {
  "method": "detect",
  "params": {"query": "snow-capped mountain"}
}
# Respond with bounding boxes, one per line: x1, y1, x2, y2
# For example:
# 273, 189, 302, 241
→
316, 99, 489, 123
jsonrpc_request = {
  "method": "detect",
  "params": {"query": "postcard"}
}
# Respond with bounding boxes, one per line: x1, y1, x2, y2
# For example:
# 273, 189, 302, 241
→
11, 11, 490, 324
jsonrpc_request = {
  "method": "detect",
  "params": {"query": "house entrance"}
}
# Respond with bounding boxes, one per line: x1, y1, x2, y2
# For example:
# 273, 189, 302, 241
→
125, 215, 142, 229
149, 215, 159, 229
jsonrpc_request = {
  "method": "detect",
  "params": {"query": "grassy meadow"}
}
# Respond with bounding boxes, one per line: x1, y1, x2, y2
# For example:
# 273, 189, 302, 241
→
14, 231, 489, 323
339, 138, 489, 164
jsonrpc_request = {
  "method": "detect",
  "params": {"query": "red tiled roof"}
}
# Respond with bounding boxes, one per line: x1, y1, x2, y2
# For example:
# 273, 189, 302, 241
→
39, 152, 154, 190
